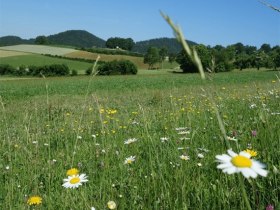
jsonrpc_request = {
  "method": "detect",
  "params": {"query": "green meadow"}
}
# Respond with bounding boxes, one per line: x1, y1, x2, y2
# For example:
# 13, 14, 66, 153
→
1, 70, 280, 209
0, 54, 93, 73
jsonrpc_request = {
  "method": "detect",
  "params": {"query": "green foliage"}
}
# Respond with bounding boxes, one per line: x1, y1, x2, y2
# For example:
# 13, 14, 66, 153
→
97, 60, 137, 75
0, 64, 15, 75
144, 47, 160, 69
0, 64, 70, 77
35, 35, 49, 45
133, 37, 197, 54
85, 66, 93, 75
47, 30, 106, 48
176, 45, 212, 73
71, 69, 78, 76
0, 36, 34, 46
106, 37, 135, 51
83, 47, 143, 57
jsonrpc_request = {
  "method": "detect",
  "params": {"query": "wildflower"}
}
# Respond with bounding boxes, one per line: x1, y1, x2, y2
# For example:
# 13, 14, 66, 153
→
249, 104, 257, 109
216, 150, 268, 178
62, 174, 88, 189
91, 207, 96, 210
107, 201, 117, 209
197, 153, 204, 159
243, 149, 257, 157
197, 163, 202, 167
27, 196, 42, 205
66, 168, 79, 176
178, 131, 190, 135
266, 204, 274, 210
180, 155, 190, 160
5, 166, 9, 170
251, 130, 257, 137
92, 134, 97, 138
124, 156, 136, 164
77, 135, 82, 139
160, 137, 169, 142
175, 127, 189, 131
227, 136, 238, 142
124, 138, 138, 144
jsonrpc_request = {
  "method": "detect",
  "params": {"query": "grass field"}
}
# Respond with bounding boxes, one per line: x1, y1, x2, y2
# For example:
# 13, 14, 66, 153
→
0, 45, 179, 70
0, 54, 93, 73
0, 44, 77, 55
0, 70, 279, 209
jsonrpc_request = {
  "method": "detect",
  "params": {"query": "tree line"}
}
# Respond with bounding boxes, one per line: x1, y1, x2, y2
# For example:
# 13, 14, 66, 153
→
143, 43, 280, 72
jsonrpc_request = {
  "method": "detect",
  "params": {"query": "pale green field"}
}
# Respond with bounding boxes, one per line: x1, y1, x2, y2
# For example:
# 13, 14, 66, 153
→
0, 44, 77, 55
0, 71, 279, 209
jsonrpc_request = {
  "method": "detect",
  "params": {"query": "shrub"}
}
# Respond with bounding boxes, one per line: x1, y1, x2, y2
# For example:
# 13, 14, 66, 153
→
71, 69, 78, 76
85, 66, 93, 75
0, 64, 15, 75
97, 60, 137, 75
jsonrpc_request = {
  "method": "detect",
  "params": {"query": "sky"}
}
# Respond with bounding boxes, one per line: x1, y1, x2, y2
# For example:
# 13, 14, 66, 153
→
0, 0, 279, 48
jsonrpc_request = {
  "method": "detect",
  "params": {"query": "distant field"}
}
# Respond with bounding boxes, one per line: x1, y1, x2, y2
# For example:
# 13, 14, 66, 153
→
0, 54, 92, 73
65, 50, 149, 69
0, 45, 180, 70
0, 44, 77, 55
0, 49, 31, 57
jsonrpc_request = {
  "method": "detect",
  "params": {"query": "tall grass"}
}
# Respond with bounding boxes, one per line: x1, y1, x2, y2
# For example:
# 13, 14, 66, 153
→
0, 69, 279, 209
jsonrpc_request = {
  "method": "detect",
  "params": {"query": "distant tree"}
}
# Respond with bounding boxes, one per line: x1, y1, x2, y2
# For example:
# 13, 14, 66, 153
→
271, 48, 280, 69
233, 42, 245, 55
212, 47, 233, 72
106, 37, 135, 51
159, 47, 168, 69
144, 47, 160, 69
168, 52, 177, 64
176, 44, 212, 73
35, 35, 48, 45
259, 43, 271, 53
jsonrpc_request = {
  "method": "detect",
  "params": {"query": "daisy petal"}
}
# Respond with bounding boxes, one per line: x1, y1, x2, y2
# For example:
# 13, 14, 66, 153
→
227, 150, 237, 157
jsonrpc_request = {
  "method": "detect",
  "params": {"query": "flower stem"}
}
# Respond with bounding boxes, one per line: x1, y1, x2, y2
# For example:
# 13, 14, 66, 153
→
238, 174, 252, 210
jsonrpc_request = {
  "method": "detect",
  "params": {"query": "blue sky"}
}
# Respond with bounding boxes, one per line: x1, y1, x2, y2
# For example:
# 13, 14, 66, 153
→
0, 0, 279, 48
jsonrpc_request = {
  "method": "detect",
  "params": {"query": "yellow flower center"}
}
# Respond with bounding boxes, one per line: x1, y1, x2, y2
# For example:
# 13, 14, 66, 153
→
127, 159, 132, 164
67, 168, 79, 176
231, 155, 252, 167
70, 177, 80, 184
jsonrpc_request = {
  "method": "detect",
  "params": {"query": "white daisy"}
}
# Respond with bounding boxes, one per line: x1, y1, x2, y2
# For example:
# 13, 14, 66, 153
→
160, 137, 169, 142
216, 150, 268, 178
175, 127, 189, 131
197, 153, 204, 159
124, 138, 138, 144
180, 155, 190, 160
62, 174, 88, 189
124, 156, 136, 164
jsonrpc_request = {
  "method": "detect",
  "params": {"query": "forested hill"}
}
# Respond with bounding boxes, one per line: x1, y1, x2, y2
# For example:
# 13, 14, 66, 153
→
0, 36, 34, 46
0, 30, 106, 48
0, 32, 196, 53
132, 37, 197, 54
47, 30, 106, 48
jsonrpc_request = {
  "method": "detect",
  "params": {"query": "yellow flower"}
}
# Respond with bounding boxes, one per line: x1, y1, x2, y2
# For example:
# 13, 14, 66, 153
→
66, 168, 79, 176
27, 196, 42, 205
244, 149, 257, 157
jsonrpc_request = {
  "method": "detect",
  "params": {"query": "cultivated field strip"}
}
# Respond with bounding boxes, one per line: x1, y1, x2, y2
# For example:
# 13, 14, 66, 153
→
0, 44, 77, 56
